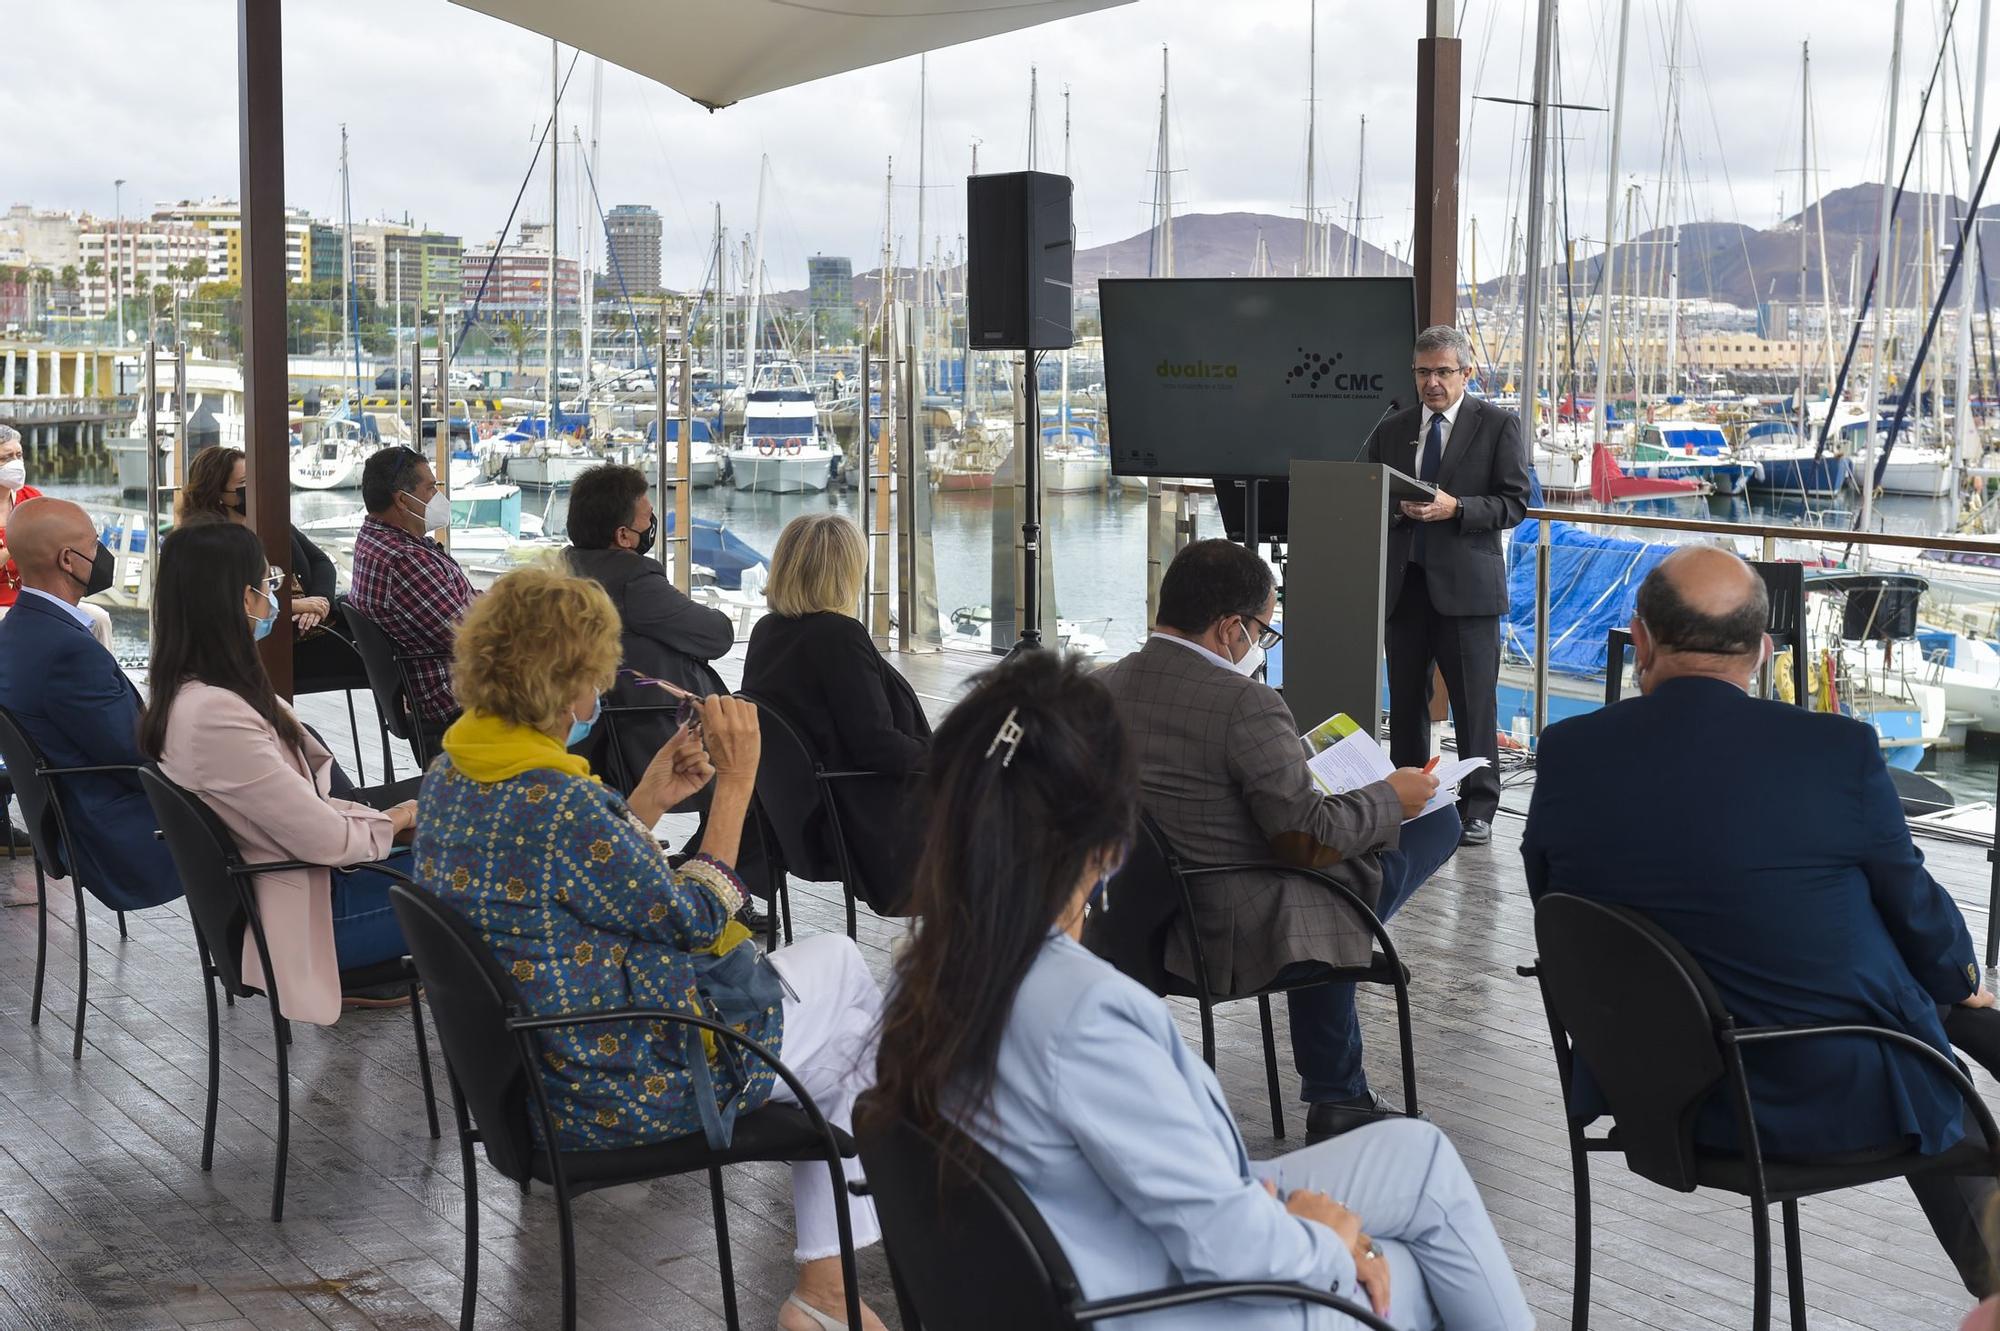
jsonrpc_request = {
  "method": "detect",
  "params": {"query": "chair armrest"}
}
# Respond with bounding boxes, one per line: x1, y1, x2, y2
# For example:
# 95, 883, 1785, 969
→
505, 1006, 855, 1160
1179, 860, 1407, 981
817, 769, 894, 782
1074, 1281, 1394, 1331
41, 763, 142, 777
1517, 962, 1539, 977
394, 649, 455, 664
230, 857, 417, 881
1727, 1021, 2000, 1151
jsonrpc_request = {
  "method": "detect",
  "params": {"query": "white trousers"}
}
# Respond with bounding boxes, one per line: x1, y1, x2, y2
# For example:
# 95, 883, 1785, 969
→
763, 934, 884, 1263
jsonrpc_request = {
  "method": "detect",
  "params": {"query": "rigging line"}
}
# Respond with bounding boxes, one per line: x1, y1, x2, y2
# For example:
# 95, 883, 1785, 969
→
455, 49, 584, 356
1681, 16, 1759, 324
1860, 96, 2000, 508
1815, 0, 1965, 457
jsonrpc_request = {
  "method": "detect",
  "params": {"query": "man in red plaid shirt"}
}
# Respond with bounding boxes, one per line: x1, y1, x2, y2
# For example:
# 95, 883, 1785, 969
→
348, 447, 474, 734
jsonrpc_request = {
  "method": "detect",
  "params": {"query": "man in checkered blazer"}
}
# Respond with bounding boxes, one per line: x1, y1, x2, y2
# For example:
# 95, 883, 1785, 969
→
1098, 540, 1462, 1142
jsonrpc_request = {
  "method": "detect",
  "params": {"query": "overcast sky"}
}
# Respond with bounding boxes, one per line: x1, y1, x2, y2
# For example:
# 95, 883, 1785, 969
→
0, 1, 1974, 290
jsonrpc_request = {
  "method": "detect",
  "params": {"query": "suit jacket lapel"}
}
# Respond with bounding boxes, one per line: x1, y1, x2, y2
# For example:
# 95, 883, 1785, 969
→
1435, 396, 1480, 494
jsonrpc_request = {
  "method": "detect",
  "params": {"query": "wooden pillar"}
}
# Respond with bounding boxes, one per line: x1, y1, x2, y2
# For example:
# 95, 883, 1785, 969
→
239, 0, 293, 693
1412, 0, 1462, 332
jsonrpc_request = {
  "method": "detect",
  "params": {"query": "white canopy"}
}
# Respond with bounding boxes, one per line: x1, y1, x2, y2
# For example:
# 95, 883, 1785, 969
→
449, 0, 1135, 110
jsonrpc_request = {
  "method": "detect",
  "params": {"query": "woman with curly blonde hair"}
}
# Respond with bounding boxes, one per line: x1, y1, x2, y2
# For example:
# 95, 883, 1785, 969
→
414, 565, 887, 1331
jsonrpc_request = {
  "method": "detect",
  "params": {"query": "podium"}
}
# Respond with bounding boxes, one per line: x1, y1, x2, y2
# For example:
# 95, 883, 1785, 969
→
1281, 460, 1395, 737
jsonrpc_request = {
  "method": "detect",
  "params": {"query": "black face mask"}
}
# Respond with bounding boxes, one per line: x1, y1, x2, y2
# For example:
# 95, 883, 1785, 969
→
225, 486, 246, 512
62, 543, 115, 598
626, 515, 658, 558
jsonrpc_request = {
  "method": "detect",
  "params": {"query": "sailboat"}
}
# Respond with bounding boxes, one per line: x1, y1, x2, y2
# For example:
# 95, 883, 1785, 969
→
292, 127, 381, 492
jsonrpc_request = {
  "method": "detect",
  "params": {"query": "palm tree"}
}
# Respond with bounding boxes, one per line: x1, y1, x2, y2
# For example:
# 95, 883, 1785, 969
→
498, 314, 532, 379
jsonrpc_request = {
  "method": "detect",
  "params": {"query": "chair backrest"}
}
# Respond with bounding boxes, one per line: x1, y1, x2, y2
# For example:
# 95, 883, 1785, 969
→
387, 880, 538, 1181
1532, 892, 1735, 1191
735, 690, 840, 881
1081, 812, 1187, 996
855, 1105, 1087, 1330
289, 622, 373, 696
339, 603, 416, 743
138, 765, 256, 994
0, 702, 70, 878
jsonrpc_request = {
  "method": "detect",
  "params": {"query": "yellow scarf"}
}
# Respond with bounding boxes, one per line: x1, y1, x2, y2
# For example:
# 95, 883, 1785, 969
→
440, 710, 598, 784
439, 710, 751, 963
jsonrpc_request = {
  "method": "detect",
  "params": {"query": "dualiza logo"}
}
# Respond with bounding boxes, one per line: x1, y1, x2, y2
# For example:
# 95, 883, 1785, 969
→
1286, 347, 1385, 394
1156, 358, 1238, 380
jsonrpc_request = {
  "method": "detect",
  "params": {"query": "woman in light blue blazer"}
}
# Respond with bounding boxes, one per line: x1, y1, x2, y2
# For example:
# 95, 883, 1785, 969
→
868, 652, 1533, 1330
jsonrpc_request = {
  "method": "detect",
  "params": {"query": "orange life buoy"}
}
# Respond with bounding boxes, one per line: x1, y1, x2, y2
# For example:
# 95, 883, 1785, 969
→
784, 438, 804, 456
757, 439, 777, 457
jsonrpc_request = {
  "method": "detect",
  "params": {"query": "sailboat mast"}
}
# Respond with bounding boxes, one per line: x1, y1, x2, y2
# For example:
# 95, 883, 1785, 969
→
1955, 0, 1994, 505
1518, 0, 1556, 444
1797, 41, 1812, 446
1594, 0, 1631, 448
746, 157, 768, 386
1862, 0, 1909, 545
1660, 0, 1686, 399
1304, 0, 1318, 276
711, 205, 723, 391
583, 59, 601, 393
1153, 48, 1175, 278
1061, 85, 1072, 432
340, 124, 358, 404
545, 39, 559, 436
1349, 115, 1367, 276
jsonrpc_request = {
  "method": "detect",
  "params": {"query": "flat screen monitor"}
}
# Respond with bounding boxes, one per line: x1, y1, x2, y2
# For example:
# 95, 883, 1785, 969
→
1099, 276, 1417, 480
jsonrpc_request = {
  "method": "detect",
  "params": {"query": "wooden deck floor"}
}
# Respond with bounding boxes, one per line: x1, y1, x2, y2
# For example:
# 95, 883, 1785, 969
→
0, 644, 1992, 1330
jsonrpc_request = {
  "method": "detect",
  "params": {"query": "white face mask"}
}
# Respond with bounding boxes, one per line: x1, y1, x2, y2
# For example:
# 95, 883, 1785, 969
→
1230, 621, 1266, 678
0, 460, 25, 490
401, 488, 452, 532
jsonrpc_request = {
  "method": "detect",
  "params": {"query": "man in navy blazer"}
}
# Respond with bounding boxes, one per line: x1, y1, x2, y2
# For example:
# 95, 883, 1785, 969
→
0, 499, 179, 911
1522, 545, 1998, 1293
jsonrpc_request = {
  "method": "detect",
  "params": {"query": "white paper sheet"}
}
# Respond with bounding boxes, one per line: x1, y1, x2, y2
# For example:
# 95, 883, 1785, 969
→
1306, 731, 1490, 824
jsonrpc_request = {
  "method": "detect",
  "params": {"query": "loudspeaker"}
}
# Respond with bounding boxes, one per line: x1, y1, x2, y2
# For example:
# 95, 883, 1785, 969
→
967, 171, 1074, 351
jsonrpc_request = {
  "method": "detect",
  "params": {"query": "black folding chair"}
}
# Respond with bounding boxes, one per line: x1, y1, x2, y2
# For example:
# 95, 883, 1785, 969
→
291, 620, 393, 786
736, 690, 903, 941
855, 1104, 1397, 1331
387, 880, 863, 1331
1083, 812, 1418, 1139
0, 702, 135, 1061
139, 765, 439, 1222
340, 603, 452, 769
1523, 892, 2000, 1331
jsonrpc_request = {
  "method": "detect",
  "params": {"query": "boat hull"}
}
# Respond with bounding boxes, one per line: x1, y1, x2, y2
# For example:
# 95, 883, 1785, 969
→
1043, 452, 1109, 493
1746, 452, 1853, 498
728, 450, 837, 493
1875, 452, 1953, 497
507, 454, 599, 488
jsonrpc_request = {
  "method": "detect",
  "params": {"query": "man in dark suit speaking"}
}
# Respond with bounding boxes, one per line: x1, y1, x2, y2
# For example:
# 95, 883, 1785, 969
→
1363, 325, 1530, 846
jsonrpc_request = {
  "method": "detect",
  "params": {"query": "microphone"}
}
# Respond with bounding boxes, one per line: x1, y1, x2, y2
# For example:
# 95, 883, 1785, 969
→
1362, 397, 1404, 449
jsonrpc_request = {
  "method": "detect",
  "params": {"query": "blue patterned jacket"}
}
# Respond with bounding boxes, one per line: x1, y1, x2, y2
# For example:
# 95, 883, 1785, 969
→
416, 760, 781, 1150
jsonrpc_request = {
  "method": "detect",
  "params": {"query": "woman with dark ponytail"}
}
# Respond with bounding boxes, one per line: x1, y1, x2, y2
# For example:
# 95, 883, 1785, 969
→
868, 651, 1532, 1331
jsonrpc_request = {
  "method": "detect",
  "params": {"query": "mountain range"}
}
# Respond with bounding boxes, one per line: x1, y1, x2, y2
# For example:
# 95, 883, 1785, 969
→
769, 184, 2000, 316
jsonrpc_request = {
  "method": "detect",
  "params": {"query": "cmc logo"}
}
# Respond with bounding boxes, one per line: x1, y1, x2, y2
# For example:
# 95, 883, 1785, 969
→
1286, 348, 1385, 394
1156, 359, 1239, 380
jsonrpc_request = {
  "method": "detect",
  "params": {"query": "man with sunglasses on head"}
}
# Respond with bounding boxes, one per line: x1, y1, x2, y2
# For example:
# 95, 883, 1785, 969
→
1098, 539, 1461, 1141
1363, 325, 1530, 848
348, 446, 475, 747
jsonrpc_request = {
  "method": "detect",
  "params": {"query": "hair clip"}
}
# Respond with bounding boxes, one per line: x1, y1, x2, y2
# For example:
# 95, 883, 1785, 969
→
985, 706, 1026, 768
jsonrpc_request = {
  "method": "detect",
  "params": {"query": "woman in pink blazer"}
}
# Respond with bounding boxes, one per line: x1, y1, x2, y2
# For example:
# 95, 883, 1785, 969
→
140, 522, 417, 1026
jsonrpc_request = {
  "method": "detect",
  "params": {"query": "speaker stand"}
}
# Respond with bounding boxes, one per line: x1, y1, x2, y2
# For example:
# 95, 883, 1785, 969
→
1010, 353, 1045, 656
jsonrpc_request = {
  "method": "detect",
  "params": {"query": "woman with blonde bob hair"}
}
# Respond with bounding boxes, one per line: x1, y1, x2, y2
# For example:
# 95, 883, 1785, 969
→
415, 565, 888, 1331
742, 514, 929, 909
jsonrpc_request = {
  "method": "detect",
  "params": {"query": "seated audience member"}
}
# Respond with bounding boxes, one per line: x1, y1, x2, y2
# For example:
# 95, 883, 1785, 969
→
176, 444, 350, 688
0, 425, 112, 649
563, 462, 733, 790
741, 513, 927, 907
415, 566, 886, 1331
1097, 539, 1458, 1141
1522, 545, 2000, 1296
866, 651, 1533, 1331
0, 498, 180, 910
141, 523, 417, 1018
346, 446, 474, 736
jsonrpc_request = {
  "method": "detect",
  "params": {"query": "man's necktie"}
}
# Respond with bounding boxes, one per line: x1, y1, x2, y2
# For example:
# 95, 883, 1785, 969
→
1412, 411, 1444, 565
